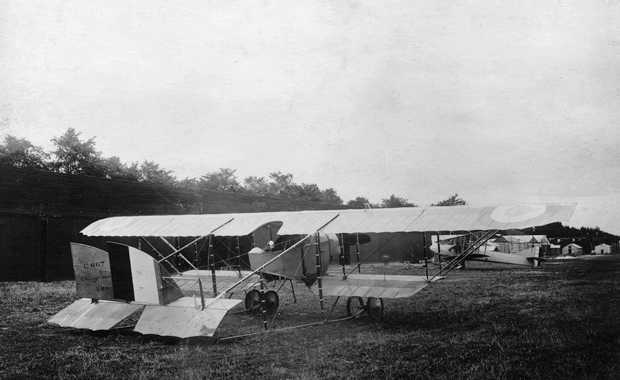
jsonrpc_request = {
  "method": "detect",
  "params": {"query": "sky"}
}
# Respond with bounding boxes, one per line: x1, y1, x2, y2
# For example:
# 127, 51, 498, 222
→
1, 0, 619, 206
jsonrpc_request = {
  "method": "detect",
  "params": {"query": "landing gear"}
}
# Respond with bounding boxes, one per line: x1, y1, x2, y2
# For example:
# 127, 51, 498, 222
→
345, 296, 384, 321
244, 289, 261, 312
263, 290, 279, 314
366, 297, 384, 321
244, 289, 279, 314
346, 296, 365, 317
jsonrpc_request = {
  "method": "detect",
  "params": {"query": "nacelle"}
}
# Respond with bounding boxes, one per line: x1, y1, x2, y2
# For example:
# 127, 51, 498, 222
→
248, 233, 340, 283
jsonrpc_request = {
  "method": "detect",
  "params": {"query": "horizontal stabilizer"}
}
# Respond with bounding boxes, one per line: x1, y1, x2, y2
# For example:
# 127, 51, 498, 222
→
134, 297, 241, 338
318, 274, 439, 299
48, 298, 142, 330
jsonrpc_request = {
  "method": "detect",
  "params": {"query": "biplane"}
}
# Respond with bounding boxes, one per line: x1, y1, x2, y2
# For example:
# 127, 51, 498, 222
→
49, 203, 575, 339
430, 234, 547, 267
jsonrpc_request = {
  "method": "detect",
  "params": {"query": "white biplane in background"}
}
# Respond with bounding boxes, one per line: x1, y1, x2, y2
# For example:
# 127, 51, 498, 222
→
49, 203, 575, 339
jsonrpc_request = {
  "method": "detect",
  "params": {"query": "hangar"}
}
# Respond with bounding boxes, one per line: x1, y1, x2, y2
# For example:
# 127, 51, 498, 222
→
0, 166, 336, 281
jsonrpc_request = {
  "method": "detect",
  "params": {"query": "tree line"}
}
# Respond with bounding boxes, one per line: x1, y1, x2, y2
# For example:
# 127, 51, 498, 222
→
0, 129, 466, 208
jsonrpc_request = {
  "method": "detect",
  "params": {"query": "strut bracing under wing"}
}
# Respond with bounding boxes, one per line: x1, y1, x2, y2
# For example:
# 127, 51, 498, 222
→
317, 274, 441, 299
170, 270, 256, 297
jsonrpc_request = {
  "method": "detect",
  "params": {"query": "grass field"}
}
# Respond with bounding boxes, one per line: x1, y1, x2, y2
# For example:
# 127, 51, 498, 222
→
1, 256, 619, 379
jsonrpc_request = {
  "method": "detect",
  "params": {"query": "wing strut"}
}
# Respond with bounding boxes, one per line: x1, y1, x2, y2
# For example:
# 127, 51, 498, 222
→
140, 237, 181, 275
235, 237, 242, 278
430, 229, 497, 280
208, 235, 217, 296
339, 233, 347, 279
159, 236, 203, 271
315, 231, 324, 310
355, 233, 361, 273
435, 232, 442, 272
210, 214, 341, 303
156, 218, 235, 276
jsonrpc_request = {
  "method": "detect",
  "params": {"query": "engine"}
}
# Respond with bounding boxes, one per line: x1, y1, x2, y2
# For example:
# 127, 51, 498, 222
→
248, 232, 339, 284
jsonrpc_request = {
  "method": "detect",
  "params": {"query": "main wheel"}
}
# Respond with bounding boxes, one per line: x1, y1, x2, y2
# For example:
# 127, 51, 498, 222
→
244, 289, 261, 312
346, 296, 365, 317
262, 290, 279, 314
366, 297, 384, 321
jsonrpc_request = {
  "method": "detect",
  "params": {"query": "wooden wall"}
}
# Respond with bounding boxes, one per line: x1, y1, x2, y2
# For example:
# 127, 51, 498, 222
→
0, 167, 336, 281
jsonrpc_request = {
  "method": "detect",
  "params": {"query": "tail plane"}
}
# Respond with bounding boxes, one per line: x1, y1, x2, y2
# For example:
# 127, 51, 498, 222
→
49, 243, 240, 338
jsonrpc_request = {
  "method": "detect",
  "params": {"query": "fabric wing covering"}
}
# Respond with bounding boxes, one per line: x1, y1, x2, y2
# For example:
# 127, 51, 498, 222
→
81, 203, 576, 237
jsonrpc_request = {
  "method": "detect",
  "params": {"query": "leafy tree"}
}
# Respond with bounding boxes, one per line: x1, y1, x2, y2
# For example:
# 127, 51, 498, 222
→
320, 188, 343, 206
177, 177, 200, 192
432, 193, 467, 206
346, 196, 372, 209
289, 183, 323, 201
267, 172, 294, 196
381, 194, 417, 208
50, 128, 105, 176
199, 168, 241, 192
139, 160, 176, 185
0, 135, 49, 169
124, 162, 142, 181
243, 174, 342, 205
3, 130, 348, 205
101, 156, 141, 181
243, 176, 270, 194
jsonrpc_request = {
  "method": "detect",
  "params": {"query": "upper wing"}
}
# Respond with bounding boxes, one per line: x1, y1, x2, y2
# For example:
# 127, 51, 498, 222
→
80, 203, 576, 237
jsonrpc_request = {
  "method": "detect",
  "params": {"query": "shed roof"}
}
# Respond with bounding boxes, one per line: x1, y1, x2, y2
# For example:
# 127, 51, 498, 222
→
594, 243, 611, 248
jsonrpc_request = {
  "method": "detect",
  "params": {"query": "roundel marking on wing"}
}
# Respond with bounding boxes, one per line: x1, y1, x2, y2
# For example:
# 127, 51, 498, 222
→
489, 204, 547, 223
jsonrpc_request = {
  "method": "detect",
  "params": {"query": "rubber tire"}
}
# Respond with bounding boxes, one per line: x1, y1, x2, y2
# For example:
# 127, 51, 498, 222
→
346, 296, 365, 317
366, 297, 384, 321
244, 289, 261, 312
262, 290, 279, 314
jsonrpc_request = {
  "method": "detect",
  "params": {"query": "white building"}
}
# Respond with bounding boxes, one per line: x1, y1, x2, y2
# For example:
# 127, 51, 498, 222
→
592, 243, 612, 255
561, 243, 583, 256
492, 235, 550, 253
